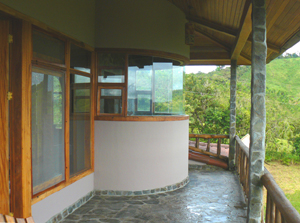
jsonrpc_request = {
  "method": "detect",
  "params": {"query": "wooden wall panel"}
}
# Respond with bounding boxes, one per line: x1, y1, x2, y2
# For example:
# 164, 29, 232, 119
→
0, 20, 10, 215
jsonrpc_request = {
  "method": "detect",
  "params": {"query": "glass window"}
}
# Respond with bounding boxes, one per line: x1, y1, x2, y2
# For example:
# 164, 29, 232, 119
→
70, 74, 91, 176
100, 88, 123, 114
32, 30, 65, 64
127, 55, 185, 116
31, 67, 65, 195
97, 53, 125, 83
98, 69, 124, 83
71, 44, 91, 73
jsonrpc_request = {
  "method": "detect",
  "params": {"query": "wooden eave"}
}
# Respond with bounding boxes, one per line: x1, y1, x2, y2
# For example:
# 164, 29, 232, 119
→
168, 0, 300, 65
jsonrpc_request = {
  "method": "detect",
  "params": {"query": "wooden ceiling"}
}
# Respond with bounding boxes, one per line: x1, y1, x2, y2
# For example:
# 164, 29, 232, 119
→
168, 0, 300, 65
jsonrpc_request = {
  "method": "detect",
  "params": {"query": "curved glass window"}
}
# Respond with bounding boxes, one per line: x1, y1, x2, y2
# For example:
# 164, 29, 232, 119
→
128, 55, 184, 116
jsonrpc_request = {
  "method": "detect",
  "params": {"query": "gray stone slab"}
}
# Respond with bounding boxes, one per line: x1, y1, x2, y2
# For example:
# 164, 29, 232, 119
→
60, 169, 247, 223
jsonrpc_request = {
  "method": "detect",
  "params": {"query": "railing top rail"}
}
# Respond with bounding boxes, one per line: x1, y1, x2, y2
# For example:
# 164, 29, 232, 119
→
235, 135, 249, 158
189, 134, 229, 139
262, 168, 300, 223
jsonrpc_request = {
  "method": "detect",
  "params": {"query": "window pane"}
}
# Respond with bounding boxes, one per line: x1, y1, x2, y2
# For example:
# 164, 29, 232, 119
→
71, 44, 91, 73
31, 67, 65, 195
70, 74, 91, 176
98, 53, 125, 67
127, 55, 185, 116
100, 89, 122, 114
137, 94, 151, 112
33, 30, 65, 64
98, 69, 124, 83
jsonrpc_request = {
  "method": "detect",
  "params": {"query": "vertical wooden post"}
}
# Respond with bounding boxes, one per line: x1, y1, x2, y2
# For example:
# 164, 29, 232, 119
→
10, 20, 32, 218
229, 60, 237, 170
248, 0, 267, 222
0, 20, 10, 215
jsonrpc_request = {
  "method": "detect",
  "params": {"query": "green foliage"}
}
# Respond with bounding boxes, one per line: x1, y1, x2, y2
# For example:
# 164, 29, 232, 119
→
185, 58, 300, 165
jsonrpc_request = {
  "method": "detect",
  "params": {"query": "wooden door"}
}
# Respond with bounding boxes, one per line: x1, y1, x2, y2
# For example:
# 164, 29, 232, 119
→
0, 19, 10, 215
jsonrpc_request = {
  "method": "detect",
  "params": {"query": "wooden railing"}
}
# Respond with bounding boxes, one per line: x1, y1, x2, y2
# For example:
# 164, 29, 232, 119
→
235, 135, 300, 223
189, 134, 229, 162
235, 135, 250, 199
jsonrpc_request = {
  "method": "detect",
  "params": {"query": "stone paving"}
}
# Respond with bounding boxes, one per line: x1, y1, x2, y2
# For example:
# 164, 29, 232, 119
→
60, 167, 247, 223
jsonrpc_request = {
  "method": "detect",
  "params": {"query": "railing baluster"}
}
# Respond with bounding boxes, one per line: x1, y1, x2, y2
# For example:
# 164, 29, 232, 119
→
217, 138, 221, 156
206, 138, 210, 152
196, 137, 199, 149
271, 196, 276, 222
275, 206, 281, 223
266, 192, 271, 223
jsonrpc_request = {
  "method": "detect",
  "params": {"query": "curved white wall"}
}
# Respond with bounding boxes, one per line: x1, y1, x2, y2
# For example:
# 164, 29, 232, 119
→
94, 120, 189, 191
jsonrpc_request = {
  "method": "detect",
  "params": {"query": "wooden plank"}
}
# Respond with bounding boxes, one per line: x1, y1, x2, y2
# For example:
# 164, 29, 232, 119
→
90, 51, 96, 172
0, 20, 10, 216
95, 115, 189, 122
15, 218, 26, 223
189, 146, 228, 162
25, 217, 35, 223
195, 138, 199, 149
0, 214, 6, 222
231, 0, 252, 61
5, 215, 16, 223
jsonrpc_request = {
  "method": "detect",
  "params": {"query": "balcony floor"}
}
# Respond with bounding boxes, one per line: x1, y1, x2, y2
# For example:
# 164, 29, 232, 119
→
61, 167, 247, 223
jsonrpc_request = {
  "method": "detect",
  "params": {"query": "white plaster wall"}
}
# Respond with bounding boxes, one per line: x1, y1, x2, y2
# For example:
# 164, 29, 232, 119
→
32, 173, 94, 223
94, 120, 189, 191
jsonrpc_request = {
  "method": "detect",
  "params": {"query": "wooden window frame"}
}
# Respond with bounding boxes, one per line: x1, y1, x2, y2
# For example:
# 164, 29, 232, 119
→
30, 29, 95, 204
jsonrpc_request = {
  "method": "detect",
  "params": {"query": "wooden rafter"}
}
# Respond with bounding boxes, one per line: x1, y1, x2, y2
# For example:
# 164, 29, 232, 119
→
231, 0, 252, 61
195, 28, 251, 64
186, 15, 237, 38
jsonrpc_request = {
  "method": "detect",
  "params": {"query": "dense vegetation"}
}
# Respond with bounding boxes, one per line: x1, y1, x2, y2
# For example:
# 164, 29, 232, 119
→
185, 57, 300, 165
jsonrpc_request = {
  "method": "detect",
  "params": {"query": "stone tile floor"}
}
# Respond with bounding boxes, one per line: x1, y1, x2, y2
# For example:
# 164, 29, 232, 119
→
61, 167, 247, 223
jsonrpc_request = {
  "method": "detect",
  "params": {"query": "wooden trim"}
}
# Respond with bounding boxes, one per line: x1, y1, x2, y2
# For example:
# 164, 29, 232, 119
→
0, 2, 94, 51
96, 48, 189, 65
21, 20, 32, 218
31, 169, 93, 205
95, 115, 189, 122
0, 20, 10, 215
189, 146, 228, 162
65, 40, 71, 183
90, 51, 96, 172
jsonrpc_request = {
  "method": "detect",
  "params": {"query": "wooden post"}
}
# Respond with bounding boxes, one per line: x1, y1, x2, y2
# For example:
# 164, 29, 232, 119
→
248, 0, 267, 222
10, 20, 32, 218
229, 60, 237, 170
0, 20, 10, 215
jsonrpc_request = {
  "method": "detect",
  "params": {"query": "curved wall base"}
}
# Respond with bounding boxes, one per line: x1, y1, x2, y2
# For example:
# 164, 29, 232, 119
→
95, 176, 189, 196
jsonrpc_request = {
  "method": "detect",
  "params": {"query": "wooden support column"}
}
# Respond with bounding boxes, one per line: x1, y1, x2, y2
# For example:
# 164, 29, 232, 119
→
248, 0, 267, 222
229, 60, 237, 170
0, 20, 10, 215
10, 19, 32, 218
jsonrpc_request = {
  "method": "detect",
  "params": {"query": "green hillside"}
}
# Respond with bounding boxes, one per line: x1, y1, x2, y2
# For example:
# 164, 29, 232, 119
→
185, 57, 300, 164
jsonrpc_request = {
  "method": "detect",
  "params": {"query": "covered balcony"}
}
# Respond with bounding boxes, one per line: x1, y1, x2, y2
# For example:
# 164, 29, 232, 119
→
0, 0, 300, 223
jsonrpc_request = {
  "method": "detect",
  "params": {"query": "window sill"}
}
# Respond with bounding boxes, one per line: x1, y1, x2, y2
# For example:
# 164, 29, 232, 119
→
94, 115, 189, 122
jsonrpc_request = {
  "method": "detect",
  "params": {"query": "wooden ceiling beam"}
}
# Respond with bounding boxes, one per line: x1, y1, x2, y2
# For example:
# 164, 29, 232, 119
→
231, 0, 252, 61
195, 28, 252, 64
186, 15, 237, 38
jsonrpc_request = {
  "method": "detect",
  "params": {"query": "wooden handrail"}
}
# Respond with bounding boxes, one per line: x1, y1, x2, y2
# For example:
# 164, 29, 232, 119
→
262, 169, 300, 223
189, 134, 229, 139
235, 135, 300, 223
189, 134, 229, 161
235, 136, 249, 158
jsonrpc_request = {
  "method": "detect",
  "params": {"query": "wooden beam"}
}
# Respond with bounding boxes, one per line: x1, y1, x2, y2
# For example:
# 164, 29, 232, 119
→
186, 15, 237, 37
0, 20, 10, 215
231, 0, 252, 60
195, 28, 252, 64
